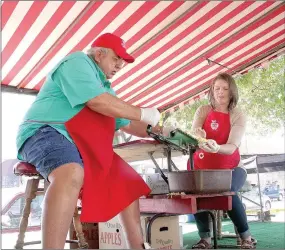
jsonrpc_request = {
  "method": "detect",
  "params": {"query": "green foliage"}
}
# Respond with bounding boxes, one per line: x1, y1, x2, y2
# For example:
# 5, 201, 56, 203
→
164, 98, 208, 131
236, 55, 285, 135
164, 55, 285, 136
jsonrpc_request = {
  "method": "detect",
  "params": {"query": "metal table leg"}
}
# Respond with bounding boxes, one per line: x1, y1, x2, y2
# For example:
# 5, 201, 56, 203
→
148, 152, 168, 184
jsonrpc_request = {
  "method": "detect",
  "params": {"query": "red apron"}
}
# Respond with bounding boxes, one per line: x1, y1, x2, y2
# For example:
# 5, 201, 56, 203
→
65, 106, 151, 222
188, 109, 240, 170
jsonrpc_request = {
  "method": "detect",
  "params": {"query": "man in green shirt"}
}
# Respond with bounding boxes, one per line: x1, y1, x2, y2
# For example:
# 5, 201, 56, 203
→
17, 33, 161, 249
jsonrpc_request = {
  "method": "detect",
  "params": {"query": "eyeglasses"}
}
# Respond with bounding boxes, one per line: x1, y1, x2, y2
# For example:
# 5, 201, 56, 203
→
112, 56, 125, 68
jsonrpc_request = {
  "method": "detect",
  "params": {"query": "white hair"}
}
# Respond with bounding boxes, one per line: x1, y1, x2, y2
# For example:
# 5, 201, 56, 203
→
87, 47, 108, 57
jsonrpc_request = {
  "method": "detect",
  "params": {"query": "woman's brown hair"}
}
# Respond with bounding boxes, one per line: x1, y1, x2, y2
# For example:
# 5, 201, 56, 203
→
208, 72, 239, 111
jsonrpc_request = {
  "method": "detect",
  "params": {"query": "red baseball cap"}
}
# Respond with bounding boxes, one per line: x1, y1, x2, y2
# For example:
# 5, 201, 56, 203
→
91, 33, 135, 63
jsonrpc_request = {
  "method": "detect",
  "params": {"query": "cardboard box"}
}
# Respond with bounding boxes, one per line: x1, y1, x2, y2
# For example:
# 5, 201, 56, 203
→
98, 215, 128, 249
99, 214, 180, 249
69, 222, 99, 249
141, 215, 180, 249
143, 173, 169, 195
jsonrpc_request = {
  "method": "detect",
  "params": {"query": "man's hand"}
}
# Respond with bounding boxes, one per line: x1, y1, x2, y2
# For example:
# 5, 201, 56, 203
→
151, 125, 175, 137
140, 107, 161, 127
162, 126, 176, 137
199, 139, 220, 153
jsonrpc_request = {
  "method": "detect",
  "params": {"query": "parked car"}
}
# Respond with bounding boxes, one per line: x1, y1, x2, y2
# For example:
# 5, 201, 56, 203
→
2, 188, 44, 234
263, 184, 283, 201
241, 186, 271, 211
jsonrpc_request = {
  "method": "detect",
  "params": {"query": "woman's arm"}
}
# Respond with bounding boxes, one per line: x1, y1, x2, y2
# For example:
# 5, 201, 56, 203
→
220, 110, 247, 154
191, 105, 209, 130
191, 105, 210, 138
227, 110, 247, 148
216, 143, 237, 155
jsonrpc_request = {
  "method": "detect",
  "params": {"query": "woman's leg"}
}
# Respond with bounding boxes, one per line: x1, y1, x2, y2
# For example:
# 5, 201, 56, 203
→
193, 167, 247, 244
193, 212, 212, 244
227, 167, 252, 241
192, 167, 254, 249
227, 195, 251, 239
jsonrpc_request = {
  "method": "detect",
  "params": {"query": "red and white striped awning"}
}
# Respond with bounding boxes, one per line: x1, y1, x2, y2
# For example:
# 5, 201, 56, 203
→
1, 1, 285, 113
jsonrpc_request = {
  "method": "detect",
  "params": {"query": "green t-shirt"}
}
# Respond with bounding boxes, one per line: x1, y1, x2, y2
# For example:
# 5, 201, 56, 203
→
16, 52, 130, 159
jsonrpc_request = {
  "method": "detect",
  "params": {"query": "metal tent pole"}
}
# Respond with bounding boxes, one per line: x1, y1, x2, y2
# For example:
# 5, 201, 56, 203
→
256, 156, 264, 222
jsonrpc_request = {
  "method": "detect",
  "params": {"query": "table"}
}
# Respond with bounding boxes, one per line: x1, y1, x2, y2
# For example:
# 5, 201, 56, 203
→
114, 139, 184, 162
139, 193, 233, 249
114, 140, 234, 249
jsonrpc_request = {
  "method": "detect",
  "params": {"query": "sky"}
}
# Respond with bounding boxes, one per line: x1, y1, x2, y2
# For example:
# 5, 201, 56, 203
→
1, 92, 284, 161
2, 92, 36, 161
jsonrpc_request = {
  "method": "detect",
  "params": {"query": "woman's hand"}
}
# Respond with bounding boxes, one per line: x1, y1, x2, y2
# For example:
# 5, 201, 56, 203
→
199, 139, 220, 153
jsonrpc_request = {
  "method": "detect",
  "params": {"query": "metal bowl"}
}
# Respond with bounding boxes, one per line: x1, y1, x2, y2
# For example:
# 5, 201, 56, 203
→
168, 170, 232, 194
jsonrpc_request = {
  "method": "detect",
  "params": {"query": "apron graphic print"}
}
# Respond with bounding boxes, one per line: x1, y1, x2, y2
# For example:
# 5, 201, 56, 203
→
210, 120, 219, 130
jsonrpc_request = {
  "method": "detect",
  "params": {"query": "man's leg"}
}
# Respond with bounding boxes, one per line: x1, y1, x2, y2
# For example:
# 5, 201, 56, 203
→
20, 126, 84, 249
42, 163, 84, 249
119, 200, 145, 249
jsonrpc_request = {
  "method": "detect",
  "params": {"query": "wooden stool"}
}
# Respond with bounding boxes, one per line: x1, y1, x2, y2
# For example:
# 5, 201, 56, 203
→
13, 162, 89, 249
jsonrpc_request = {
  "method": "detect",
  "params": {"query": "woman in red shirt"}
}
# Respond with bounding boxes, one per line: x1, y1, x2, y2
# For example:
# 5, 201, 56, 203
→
190, 73, 255, 249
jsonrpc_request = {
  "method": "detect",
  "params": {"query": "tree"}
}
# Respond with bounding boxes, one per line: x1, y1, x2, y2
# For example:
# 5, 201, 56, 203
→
164, 55, 285, 136
236, 55, 285, 135
163, 98, 207, 131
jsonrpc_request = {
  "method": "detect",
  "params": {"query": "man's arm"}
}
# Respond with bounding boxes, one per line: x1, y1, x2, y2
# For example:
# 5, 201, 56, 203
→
120, 121, 162, 138
86, 93, 141, 121
86, 93, 160, 127
56, 57, 159, 126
